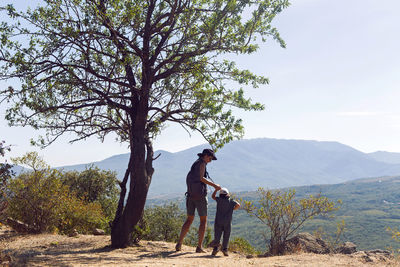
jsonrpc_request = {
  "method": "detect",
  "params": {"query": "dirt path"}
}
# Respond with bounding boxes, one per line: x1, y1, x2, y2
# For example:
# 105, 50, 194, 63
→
0, 226, 397, 266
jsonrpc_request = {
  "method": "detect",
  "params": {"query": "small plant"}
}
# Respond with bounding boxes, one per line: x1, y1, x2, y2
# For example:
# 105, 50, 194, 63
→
229, 237, 260, 255
313, 220, 347, 251
132, 202, 187, 244
387, 227, 400, 242
242, 187, 341, 255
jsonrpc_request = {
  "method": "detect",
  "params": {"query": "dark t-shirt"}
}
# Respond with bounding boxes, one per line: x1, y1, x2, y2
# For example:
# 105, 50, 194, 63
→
186, 158, 207, 198
215, 196, 239, 225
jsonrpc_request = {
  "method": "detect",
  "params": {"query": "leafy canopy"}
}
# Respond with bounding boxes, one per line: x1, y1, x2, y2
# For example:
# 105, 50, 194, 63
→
0, 0, 289, 149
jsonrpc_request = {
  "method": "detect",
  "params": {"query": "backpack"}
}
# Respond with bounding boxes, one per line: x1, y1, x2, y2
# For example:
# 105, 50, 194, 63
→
188, 180, 207, 200
186, 160, 208, 200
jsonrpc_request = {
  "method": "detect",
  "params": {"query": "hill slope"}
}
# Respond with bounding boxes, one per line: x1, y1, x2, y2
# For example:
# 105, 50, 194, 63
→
232, 175, 400, 251
58, 138, 400, 196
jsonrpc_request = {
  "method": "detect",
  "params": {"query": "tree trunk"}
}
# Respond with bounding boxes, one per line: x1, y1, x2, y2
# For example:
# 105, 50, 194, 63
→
110, 103, 153, 248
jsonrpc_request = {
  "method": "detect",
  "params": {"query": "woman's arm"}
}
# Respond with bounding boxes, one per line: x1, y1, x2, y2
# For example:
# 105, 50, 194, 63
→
212, 188, 218, 200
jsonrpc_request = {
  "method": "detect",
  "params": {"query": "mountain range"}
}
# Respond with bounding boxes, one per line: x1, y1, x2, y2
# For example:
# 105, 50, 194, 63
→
56, 138, 400, 196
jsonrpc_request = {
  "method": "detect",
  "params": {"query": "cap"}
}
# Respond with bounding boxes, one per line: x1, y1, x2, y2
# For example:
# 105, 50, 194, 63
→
219, 187, 229, 195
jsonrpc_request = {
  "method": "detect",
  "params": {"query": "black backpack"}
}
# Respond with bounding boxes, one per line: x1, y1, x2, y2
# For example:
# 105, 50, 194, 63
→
186, 161, 208, 200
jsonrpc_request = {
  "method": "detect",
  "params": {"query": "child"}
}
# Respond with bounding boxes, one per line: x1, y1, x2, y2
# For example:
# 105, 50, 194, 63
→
211, 187, 240, 256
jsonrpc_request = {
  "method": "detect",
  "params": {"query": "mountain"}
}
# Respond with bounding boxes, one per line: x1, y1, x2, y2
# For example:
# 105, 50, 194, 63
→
57, 138, 400, 196
367, 151, 400, 164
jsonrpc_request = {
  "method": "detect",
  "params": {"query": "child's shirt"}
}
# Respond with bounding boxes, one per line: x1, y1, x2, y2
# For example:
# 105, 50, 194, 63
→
215, 196, 239, 225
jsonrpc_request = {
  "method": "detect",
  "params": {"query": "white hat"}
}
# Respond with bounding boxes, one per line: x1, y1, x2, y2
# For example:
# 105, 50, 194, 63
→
219, 188, 229, 195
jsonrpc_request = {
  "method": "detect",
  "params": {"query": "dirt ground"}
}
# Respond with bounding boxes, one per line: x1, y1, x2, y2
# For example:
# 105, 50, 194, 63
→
0, 225, 398, 267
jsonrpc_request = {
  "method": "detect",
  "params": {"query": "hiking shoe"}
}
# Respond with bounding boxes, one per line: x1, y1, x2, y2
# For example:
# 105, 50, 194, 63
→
175, 243, 182, 251
222, 249, 229, 256
211, 246, 219, 256
195, 246, 206, 253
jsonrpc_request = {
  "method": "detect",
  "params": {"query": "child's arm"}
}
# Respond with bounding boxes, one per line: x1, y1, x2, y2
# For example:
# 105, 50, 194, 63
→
212, 188, 218, 200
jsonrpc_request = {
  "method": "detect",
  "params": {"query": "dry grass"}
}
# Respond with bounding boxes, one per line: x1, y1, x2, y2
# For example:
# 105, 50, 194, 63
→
0, 225, 398, 267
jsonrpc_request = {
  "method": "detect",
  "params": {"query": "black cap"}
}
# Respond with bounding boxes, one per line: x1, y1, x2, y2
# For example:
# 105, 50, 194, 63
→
197, 149, 217, 160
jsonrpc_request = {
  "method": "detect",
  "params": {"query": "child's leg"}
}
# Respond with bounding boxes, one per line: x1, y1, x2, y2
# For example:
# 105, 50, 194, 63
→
214, 223, 223, 247
222, 224, 231, 251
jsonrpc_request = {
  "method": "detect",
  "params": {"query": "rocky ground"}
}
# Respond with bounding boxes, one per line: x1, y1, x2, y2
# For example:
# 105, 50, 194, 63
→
0, 225, 398, 267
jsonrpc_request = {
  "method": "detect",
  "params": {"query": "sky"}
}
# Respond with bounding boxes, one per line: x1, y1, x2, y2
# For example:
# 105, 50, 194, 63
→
1, 0, 400, 167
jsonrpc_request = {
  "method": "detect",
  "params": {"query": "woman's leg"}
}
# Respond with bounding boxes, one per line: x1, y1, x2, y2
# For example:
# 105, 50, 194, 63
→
198, 215, 207, 248
176, 215, 194, 249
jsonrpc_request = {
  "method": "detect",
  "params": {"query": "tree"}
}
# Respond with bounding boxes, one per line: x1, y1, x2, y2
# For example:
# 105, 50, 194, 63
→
0, 0, 289, 247
242, 188, 341, 255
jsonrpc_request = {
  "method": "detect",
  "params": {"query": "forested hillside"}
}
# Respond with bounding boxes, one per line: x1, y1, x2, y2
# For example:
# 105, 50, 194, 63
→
148, 175, 400, 252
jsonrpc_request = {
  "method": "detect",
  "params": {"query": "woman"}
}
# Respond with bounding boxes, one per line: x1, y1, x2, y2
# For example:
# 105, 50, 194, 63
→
175, 149, 221, 253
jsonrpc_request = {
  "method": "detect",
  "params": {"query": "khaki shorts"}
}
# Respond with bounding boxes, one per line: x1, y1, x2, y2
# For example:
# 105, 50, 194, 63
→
186, 196, 208, 217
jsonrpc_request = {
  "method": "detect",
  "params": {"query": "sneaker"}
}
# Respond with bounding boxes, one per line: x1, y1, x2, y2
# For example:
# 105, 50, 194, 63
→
222, 249, 229, 256
211, 246, 219, 256
175, 243, 182, 252
195, 246, 206, 253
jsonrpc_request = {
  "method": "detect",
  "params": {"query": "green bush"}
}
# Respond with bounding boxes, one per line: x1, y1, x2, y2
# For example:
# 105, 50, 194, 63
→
229, 237, 260, 255
61, 166, 119, 220
242, 187, 341, 255
183, 226, 212, 247
0, 141, 13, 220
7, 152, 107, 234
143, 202, 186, 242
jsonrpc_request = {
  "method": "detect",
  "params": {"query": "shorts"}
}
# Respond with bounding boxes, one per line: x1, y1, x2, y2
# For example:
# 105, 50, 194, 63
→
186, 196, 208, 217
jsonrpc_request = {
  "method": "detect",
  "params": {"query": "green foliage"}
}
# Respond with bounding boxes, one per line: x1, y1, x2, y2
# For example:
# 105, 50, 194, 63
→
131, 217, 150, 244
142, 202, 186, 242
229, 237, 260, 255
183, 226, 213, 248
387, 227, 400, 242
242, 187, 341, 255
61, 166, 119, 220
0, 140, 13, 219
6, 152, 107, 234
132, 202, 186, 243
313, 219, 347, 251
0, 0, 289, 150
131, 202, 212, 246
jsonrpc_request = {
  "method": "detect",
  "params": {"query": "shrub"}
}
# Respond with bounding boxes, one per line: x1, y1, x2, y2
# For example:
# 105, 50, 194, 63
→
61, 166, 119, 221
142, 202, 186, 242
0, 141, 13, 220
131, 202, 210, 245
313, 220, 347, 251
242, 187, 341, 255
6, 152, 107, 234
183, 226, 212, 247
229, 237, 260, 255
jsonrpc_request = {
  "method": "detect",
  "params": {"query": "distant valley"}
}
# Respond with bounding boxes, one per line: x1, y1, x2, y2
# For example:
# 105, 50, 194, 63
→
57, 138, 400, 196
148, 175, 400, 251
